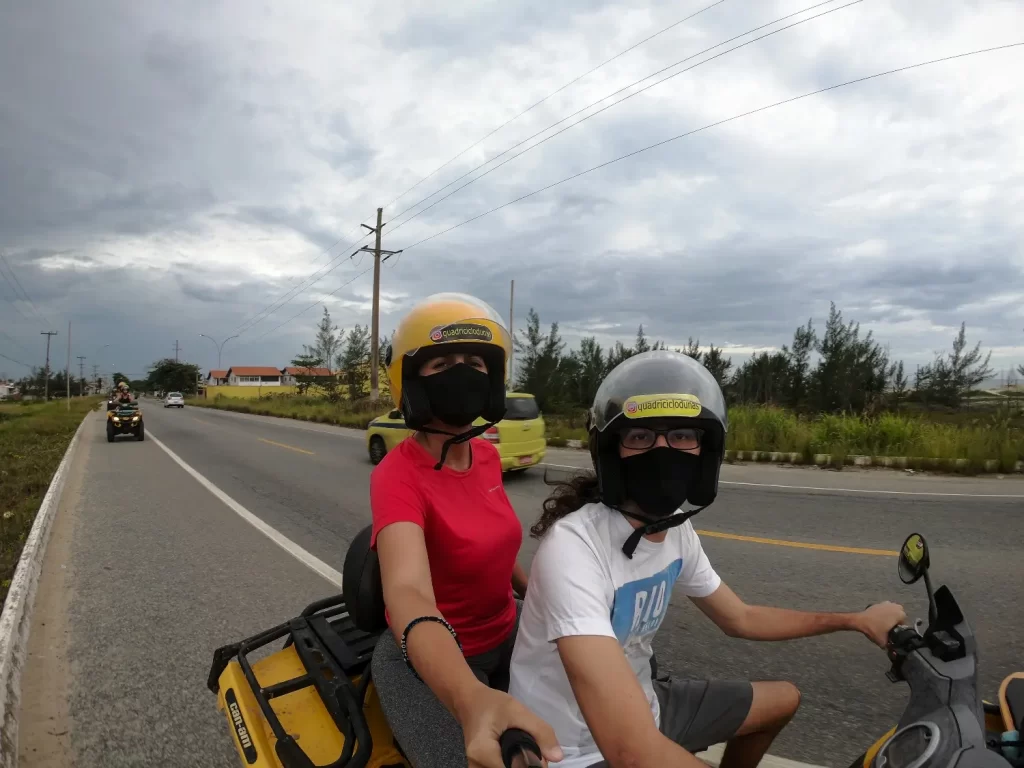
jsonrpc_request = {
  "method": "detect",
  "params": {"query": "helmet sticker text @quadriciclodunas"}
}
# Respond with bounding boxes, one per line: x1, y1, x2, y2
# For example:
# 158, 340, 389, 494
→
428, 322, 494, 344
622, 393, 702, 419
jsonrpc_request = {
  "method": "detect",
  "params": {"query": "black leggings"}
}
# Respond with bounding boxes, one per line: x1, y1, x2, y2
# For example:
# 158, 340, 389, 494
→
370, 602, 521, 768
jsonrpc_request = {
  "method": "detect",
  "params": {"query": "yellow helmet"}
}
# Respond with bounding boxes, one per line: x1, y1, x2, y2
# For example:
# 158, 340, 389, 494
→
385, 292, 511, 428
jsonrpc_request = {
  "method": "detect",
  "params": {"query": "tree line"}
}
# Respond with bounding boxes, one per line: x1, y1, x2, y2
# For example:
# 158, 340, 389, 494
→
289, 307, 386, 402
512, 302, 1009, 415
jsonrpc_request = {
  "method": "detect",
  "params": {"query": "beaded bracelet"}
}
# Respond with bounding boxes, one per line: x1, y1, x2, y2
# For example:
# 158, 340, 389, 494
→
401, 615, 462, 680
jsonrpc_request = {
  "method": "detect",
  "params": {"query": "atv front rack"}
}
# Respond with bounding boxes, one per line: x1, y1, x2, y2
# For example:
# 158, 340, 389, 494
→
209, 594, 382, 768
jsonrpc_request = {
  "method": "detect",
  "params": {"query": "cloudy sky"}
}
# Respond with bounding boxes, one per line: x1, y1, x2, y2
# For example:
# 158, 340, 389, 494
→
1, 0, 1022, 385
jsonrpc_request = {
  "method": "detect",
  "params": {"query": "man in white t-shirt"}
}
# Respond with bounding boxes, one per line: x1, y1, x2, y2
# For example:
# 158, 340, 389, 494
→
509, 351, 905, 768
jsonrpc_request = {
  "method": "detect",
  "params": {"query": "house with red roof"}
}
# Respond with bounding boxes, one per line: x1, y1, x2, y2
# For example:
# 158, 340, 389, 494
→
206, 369, 229, 386
280, 366, 334, 385
225, 366, 285, 386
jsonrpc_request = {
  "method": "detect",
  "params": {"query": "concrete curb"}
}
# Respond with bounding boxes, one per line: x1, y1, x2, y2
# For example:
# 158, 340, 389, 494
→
0, 412, 89, 763
558, 439, 1022, 473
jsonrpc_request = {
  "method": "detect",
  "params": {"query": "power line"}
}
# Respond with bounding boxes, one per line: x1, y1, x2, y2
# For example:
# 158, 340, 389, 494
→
231, 237, 372, 337
229, 1, 729, 336
0, 327, 31, 356
0, 252, 52, 328
0, 257, 33, 322
228, 230, 371, 334
230, 1, 849, 334
0, 350, 31, 368
256, 265, 374, 341
380, 0, 727, 213
396, 42, 1024, 255
386, 0, 860, 235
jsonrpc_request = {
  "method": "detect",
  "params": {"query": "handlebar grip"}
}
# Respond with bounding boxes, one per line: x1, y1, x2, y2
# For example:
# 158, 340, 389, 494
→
500, 728, 544, 768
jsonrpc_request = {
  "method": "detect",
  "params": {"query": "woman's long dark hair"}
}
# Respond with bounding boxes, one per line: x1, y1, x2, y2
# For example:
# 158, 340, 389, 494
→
530, 469, 602, 539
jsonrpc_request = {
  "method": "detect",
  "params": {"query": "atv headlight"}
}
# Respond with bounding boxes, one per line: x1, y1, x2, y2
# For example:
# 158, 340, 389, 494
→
112, 417, 120, 423
132, 416, 139, 422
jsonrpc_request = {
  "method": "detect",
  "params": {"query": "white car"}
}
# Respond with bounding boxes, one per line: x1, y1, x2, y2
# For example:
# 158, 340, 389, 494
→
164, 392, 185, 408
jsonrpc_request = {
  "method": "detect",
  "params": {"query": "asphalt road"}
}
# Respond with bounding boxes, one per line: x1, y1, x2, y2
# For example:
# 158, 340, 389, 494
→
18, 401, 1024, 767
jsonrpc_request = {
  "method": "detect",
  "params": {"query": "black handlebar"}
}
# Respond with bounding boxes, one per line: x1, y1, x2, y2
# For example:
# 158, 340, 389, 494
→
500, 728, 543, 768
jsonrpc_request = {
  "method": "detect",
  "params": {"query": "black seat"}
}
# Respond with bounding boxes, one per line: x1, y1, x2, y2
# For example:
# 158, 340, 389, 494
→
343, 524, 388, 635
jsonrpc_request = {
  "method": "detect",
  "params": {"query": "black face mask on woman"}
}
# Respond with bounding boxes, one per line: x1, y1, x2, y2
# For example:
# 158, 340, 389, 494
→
419, 363, 491, 428
620, 447, 701, 520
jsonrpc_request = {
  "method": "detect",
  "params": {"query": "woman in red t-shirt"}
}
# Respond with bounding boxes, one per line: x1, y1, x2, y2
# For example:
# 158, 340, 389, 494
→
369, 293, 560, 768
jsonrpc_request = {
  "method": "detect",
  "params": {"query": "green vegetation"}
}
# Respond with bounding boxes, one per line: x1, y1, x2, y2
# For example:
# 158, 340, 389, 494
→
192, 393, 1022, 474
190, 392, 386, 429
0, 398, 100, 603
191, 299, 1022, 474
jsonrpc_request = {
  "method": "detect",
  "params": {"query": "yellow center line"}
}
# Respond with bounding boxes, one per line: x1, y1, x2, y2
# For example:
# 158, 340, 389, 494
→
695, 529, 899, 557
258, 437, 315, 456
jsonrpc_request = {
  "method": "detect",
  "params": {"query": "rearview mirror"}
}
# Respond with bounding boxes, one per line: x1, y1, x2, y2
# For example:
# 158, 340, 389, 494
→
898, 532, 929, 585
388, 410, 402, 420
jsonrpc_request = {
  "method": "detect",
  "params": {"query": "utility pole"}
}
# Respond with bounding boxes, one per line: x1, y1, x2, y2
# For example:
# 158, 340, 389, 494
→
358, 207, 402, 403
41, 331, 58, 400
175, 340, 180, 363
65, 321, 71, 409
78, 356, 86, 395
508, 279, 515, 388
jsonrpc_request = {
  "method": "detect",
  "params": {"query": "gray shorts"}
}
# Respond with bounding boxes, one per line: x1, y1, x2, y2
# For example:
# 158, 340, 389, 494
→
587, 678, 753, 766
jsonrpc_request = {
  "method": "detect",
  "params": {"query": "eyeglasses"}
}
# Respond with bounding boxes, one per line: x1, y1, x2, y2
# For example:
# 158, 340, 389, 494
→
618, 427, 703, 451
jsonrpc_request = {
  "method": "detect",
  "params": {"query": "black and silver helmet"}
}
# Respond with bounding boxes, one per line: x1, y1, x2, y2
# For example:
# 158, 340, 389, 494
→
588, 349, 728, 509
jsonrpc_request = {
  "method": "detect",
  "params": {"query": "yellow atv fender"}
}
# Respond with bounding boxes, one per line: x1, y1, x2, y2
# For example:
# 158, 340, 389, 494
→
208, 594, 408, 768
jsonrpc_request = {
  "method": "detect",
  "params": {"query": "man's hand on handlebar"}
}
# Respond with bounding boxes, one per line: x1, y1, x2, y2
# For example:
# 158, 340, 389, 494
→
858, 601, 907, 648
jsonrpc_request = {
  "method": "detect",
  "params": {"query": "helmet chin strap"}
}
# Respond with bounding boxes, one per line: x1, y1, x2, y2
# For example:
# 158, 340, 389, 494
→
617, 505, 709, 559
418, 422, 496, 470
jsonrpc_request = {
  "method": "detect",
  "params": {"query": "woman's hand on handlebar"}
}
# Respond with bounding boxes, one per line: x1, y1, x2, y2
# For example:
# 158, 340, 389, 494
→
459, 684, 562, 768
858, 601, 908, 648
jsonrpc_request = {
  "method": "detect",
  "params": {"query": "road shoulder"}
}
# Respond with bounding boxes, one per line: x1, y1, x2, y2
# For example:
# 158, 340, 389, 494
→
17, 413, 92, 765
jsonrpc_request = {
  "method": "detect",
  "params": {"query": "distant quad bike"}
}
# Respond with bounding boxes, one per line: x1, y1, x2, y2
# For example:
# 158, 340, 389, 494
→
106, 401, 144, 442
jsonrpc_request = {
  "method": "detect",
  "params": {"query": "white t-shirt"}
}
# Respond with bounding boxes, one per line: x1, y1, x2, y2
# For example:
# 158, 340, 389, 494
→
508, 503, 721, 768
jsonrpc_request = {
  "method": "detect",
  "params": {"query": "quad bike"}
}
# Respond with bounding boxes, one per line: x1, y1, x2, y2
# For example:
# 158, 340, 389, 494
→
209, 527, 1021, 768
106, 401, 144, 442
848, 533, 1021, 768
208, 524, 543, 768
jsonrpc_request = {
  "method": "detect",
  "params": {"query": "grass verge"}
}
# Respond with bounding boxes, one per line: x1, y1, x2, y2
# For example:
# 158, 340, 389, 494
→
0, 398, 101, 604
190, 395, 1023, 474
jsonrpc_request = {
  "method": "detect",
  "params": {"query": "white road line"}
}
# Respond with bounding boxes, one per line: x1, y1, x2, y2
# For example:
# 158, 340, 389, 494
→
539, 462, 1024, 499
146, 429, 343, 588
146, 429, 829, 768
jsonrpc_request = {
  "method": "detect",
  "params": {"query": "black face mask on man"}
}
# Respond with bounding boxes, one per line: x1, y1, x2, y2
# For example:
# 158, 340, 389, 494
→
620, 447, 701, 520
419, 363, 491, 428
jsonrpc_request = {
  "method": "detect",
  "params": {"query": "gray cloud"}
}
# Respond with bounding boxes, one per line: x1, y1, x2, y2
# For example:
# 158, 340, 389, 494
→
1, 0, 1022, 383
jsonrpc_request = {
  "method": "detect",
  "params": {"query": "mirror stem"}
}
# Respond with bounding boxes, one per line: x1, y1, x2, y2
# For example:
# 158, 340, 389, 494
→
923, 570, 938, 626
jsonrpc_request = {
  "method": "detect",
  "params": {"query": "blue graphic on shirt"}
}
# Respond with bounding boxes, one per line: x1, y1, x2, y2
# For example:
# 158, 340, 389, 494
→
610, 559, 684, 645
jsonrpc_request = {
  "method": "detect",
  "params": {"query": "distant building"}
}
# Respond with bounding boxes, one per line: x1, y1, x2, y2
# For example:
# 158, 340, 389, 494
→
280, 366, 334, 385
225, 367, 284, 386
206, 369, 229, 386
0, 380, 17, 399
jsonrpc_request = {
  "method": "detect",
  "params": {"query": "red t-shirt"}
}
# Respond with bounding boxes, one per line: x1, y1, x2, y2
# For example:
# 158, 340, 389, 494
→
370, 436, 522, 657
